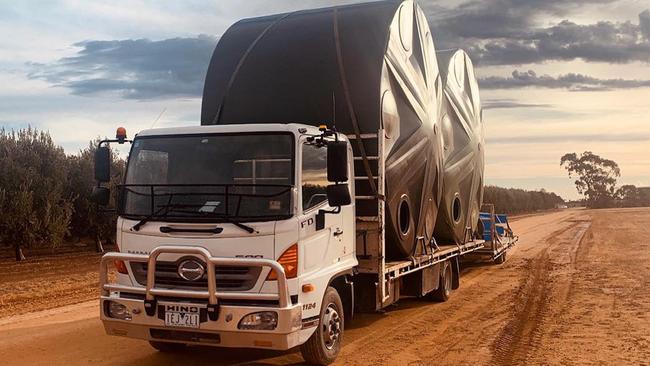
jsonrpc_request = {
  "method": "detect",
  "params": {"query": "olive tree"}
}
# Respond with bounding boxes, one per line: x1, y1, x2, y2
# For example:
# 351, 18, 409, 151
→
66, 139, 124, 251
0, 128, 73, 260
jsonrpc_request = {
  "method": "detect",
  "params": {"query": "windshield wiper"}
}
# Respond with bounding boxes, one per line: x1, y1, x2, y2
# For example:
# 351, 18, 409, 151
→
131, 202, 258, 234
131, 203, 190, 231
218, 216, 258, 234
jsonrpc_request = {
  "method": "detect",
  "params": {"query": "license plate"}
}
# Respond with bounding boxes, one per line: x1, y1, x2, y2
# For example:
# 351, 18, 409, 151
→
164, 306, 201, 329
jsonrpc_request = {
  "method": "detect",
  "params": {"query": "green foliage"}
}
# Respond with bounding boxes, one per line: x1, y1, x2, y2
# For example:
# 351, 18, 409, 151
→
616, 185, 650, 207
560, 151, 620, 208
0, 128, 124, 258
0, 128, 74, 251
66, 139, 124, 242
483, 186, 564, 214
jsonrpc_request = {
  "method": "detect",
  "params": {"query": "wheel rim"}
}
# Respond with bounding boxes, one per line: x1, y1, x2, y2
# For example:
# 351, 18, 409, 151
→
322, 302, 342, 350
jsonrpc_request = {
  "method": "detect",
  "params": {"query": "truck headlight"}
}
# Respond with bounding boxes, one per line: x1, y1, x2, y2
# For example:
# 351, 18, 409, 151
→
238, 311, 278, 330
106, 301, 132, 321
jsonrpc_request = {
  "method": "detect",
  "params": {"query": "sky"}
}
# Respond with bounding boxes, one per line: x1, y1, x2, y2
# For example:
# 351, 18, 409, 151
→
0, 0, 649, 200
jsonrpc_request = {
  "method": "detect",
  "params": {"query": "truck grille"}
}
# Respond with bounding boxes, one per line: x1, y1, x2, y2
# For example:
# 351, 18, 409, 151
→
130, 261, 261, 291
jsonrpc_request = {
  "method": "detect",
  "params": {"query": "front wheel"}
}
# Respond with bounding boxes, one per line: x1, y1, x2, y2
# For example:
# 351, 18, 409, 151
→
300, 287, 344, 365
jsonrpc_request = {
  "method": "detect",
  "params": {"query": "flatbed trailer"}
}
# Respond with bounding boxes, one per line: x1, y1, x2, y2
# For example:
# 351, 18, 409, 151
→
470, 204, 519, 264
348, 130, 487, 310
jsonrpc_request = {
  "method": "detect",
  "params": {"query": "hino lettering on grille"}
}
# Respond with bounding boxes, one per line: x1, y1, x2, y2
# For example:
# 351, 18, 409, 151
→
166, 305, 199, 313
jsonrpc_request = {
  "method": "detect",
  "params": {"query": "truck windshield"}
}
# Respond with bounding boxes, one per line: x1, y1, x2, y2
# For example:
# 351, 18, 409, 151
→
120, 133, 294, 222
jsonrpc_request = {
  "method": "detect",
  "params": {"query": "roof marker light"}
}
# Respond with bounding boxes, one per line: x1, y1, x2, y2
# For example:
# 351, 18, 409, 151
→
116, 127, 127, 143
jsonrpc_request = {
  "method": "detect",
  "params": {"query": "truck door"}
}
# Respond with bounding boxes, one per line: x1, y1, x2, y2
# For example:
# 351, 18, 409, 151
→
298, 139, 346, 272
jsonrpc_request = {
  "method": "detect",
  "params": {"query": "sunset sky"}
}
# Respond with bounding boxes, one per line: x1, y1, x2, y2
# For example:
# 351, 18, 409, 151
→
1, 0, 649, 199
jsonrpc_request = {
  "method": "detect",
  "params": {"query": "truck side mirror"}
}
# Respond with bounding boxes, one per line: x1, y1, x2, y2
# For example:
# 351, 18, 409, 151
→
95, 146, 111, 182
327, 184, 351, 207
317, 183, 351, 230
327, 140, 348, 183
91, 186, 111, 206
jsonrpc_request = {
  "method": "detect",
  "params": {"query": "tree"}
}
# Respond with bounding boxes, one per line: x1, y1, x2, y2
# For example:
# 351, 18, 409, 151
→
66, 139, 124, 251
0, 128, 74, 260
483, 186, 564, 214
615, 185, 650, 208
616, 185, 639, 201
560, 151, 620, 208
0, 128, 125, 260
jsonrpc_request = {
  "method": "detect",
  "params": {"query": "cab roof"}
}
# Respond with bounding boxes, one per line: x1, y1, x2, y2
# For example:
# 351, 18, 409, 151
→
135, 123, 331, 138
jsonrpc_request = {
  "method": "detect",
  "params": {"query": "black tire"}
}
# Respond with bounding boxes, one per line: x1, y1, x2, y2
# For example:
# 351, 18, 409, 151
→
149, 341, 187, 353
300, 287, 344, 365
430, 261, 452, 302
494, 251, 507, 265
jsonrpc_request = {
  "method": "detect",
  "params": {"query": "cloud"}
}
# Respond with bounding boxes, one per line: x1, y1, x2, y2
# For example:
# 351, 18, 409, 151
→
469, 20, 650, 65
488, 132, 650, 145
480, 70, 650, 91
428, 0, 609, 41
426, 0, 650, 65
483, 99, 553, 109
24, 1, 650, 100
27, 35, 218, 99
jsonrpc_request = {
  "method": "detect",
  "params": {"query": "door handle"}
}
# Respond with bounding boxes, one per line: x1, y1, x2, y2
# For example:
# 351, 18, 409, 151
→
333, 228, 344, 237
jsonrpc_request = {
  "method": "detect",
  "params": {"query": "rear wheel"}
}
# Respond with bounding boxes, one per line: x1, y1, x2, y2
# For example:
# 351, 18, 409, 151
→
494, 251, 507, 264
430, 261, 452, 302
149, 341, 187, 353
300, 287, 343, 365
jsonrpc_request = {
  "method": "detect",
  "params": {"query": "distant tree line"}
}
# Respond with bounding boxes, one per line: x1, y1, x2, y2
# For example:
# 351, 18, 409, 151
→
0, 128, 123, 261
615, 185, 650, 208
561, 151, 649, 209
483, 186, 565, 215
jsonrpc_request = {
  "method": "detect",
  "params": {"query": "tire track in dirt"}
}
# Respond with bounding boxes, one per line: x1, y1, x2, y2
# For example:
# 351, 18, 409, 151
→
336, 210, 583, 365
490, 220, 591, 366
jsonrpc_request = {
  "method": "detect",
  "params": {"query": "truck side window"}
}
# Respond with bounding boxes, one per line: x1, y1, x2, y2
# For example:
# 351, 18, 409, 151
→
302, 142, 328, 211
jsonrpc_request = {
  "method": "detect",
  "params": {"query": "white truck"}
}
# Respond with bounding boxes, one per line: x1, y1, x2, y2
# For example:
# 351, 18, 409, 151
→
90, 0, 515, 363
92, 123, 487, 365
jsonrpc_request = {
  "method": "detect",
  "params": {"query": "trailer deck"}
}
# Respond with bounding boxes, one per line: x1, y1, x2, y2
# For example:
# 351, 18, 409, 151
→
358, 240, 485, 280
471, 204, 519, 263
349, 130, 491, 310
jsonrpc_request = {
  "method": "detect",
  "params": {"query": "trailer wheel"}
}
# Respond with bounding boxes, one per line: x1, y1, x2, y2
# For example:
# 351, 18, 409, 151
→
300, 286, 343, 365
494, 251, 507, 265
149, 341, 187, 352
430, 261, 452, 302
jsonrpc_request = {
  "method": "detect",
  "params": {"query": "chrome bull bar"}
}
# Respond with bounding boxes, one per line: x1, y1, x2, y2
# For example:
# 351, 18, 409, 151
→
99, 246, 292, 319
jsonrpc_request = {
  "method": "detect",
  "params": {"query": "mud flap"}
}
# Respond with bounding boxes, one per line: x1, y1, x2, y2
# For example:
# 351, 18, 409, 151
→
451, 257, 460, 290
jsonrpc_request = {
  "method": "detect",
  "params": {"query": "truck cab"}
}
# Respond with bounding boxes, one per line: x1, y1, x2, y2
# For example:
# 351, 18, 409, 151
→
96, 123, 356, 364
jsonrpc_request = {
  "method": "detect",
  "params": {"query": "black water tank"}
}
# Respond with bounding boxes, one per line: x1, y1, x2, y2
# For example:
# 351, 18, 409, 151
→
201, 0, 446, 258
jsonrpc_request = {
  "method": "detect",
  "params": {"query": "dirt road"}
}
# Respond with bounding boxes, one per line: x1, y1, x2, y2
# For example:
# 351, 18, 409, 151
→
0, 252, 106, 318
1, 208, 649, 365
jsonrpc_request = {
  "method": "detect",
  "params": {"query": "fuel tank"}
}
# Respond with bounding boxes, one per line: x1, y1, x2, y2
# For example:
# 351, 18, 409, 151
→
201, 0, 444, 258
434, 50, 485, 244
